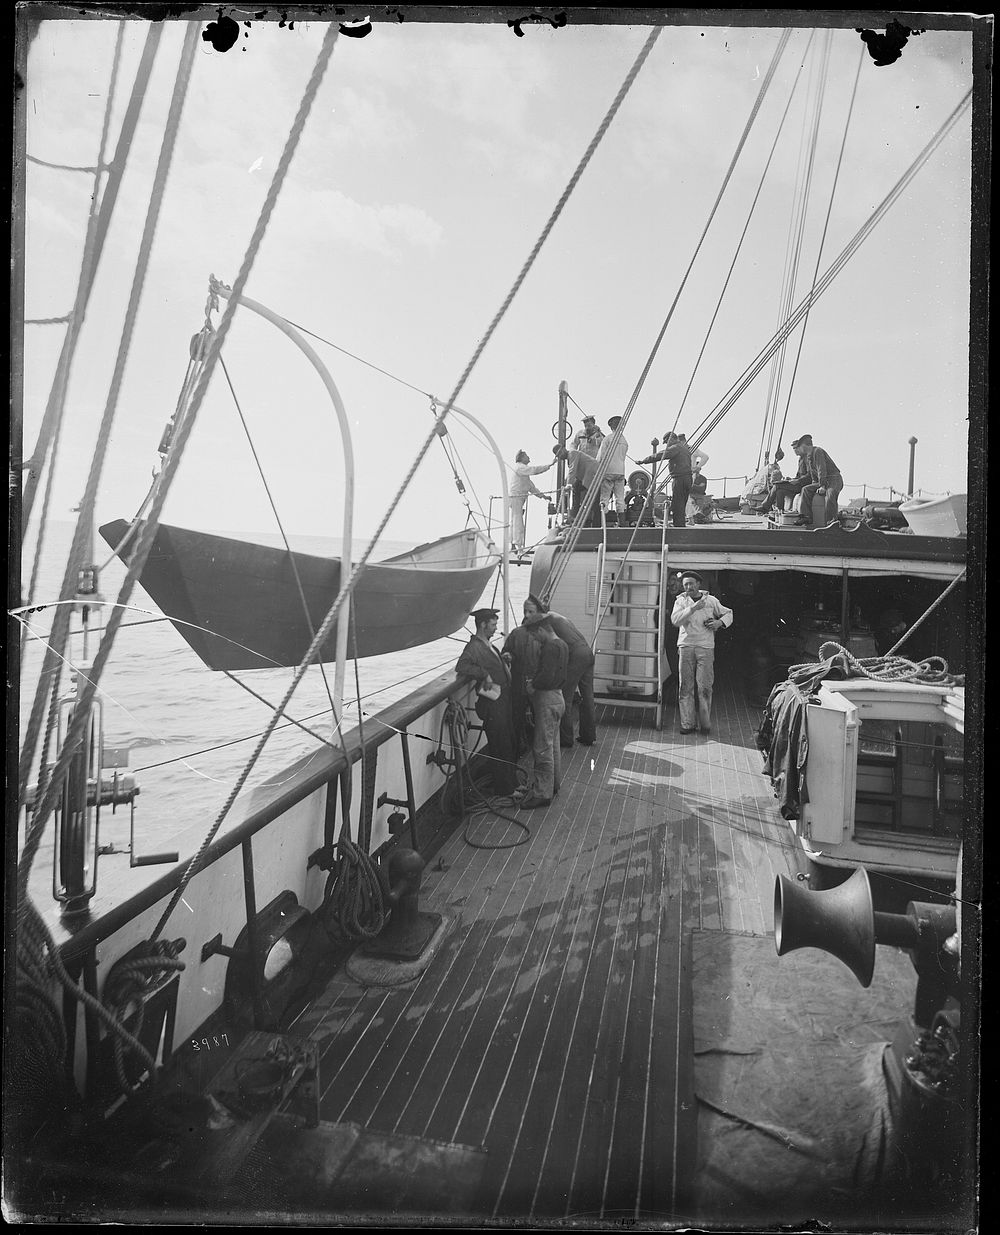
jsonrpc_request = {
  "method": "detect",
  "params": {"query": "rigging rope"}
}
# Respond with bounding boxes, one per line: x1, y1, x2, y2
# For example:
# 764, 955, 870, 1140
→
21, 19, 127, 635
760, 35, 829, 468
26, 155, 109, 174
439, 700, 531, 849
543, 30, 790, 604
19, 24, 200, 838
15, 25, 342, 1096
15, 25, 203, 1095
218, 351, 339, 719
677, 30, 814, 444
773, 41, 864, 452
20, 21, 156, 537
320, 623, 387, 942
145, 26, 660, 945
887, 569, 967, 658
686, 88, 972, 452
787, 642, 959, 690
22, 21, 342, 929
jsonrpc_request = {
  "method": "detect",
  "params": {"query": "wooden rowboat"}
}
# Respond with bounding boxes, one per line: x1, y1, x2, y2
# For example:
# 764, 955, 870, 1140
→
99, 520, 502, 671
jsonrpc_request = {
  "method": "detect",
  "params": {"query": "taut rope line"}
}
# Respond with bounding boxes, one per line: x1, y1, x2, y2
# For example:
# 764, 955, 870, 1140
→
147, 26, 662, 943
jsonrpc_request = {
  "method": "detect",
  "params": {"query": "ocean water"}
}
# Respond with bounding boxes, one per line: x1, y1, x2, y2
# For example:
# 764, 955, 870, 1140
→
17, 521, 534, 851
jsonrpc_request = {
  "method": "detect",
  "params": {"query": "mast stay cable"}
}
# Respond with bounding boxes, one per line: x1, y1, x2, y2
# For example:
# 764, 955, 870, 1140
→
759, 35, 828, 468
21, 19, 129, 642
687, 88, 971, 453
773, 42, 865, 452
542, 29, 791, 604
20, 23, 159, 538
217, 352, 339, 719
145, 25, 662, 944
16, 23, 202, 1092
676, 31, 814, 461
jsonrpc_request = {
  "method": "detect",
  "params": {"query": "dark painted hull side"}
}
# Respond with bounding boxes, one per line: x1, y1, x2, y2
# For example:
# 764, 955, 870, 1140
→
99, 520, 500, 671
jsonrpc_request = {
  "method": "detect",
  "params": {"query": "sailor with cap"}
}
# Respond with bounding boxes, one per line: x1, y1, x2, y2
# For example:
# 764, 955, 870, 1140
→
640, 431, 692, 527
455, 608, 519, 796
596, 415, 629, 521
796, 436, 844, 527
760, 436, 812, 515
568, 415, 604, 520
670, 572, 733, 735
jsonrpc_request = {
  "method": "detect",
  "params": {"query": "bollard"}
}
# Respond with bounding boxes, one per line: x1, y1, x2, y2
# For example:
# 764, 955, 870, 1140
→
362, 848, 442, 961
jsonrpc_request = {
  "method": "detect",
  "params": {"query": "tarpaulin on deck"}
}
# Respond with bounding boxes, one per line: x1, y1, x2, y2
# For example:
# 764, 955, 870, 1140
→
691, 929, 918, 1228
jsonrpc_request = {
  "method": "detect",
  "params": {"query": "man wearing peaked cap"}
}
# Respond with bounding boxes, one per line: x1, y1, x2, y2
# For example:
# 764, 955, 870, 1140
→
568, 416, 604, 522
759, 435, 812, 516
670, 571, 734, 735
454, 607, 519, 795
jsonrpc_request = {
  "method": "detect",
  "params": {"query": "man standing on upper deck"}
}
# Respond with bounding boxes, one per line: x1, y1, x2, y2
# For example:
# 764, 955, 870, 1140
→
796, 435, 844, 528
597, 415, 629, 522
569, 415, 604, 522
640, 431, 693, 527
455, 608, 519, 796
509, 449, 553, 552
670, 571, 734, 735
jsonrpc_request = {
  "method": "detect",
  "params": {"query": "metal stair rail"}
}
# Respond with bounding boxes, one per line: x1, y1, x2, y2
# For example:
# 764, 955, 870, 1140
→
590, 511, 668, 728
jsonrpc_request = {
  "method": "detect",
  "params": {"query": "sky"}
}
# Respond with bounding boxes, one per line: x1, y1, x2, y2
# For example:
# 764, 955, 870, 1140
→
16, 10, 977, 553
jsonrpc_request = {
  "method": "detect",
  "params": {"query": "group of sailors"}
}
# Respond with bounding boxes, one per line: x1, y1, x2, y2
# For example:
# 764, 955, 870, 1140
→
455, 598, 596, 809
745, 434, 844, 527
508, 416, 717, 548
456, 568, 736, 796
509, 417, 846, 547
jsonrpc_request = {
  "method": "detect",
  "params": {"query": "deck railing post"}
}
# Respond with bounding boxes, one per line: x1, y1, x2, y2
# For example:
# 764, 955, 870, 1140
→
399, 727, 419, 851
241, 838, 266, 1030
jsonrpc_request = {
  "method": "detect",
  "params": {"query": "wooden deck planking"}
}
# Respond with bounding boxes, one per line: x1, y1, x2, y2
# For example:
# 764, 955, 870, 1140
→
310, 811, 517, 1119
500, 764, 641, 1217
293, 682, 793, 1219
326, 797, 572, 1130
562, 732, 660, 1221
497, 749, 640, 1219
396, 808, 594, 1144
444, 772, 625, 1152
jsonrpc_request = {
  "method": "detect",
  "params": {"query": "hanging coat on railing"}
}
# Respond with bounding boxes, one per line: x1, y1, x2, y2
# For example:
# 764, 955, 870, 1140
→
756, 679, 810, 820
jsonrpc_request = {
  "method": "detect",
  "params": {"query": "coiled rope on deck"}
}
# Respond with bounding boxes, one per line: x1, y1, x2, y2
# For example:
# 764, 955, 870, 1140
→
439, 700, 532, 850
788, 641, 960, 692
322, 834, 387, 943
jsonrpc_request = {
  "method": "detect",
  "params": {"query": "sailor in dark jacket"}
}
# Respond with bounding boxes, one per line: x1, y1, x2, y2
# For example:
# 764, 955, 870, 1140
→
502, 619, 542, 756
455, 608, 519, 796
522, 594, 596, 747
640, 431, 692, 527
518, 614, 568, 808
796, 435, 844, 527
